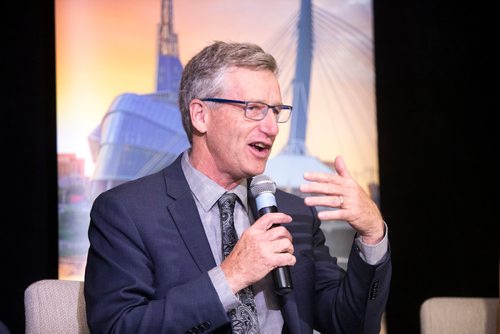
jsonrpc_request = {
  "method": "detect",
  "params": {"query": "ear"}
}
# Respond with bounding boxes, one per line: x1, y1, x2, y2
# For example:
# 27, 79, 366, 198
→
189, 99, 208, 134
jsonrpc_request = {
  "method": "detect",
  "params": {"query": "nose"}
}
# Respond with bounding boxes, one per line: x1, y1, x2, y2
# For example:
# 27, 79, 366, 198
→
259, 107, 279, 136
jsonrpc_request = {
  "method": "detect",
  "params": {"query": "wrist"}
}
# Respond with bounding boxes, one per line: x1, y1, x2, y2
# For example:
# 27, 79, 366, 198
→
360, 222, 386, 245
220, 262, 245, 294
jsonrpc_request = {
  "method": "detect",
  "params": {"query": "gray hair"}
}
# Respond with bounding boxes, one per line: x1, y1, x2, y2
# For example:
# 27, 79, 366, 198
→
178, 41, 279, 144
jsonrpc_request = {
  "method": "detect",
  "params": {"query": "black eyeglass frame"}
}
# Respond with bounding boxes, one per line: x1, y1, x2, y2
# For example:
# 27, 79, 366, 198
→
200, 98, 292, 123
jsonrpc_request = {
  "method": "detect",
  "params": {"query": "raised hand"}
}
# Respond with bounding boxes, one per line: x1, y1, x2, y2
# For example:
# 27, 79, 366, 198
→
300, 155, 385, 245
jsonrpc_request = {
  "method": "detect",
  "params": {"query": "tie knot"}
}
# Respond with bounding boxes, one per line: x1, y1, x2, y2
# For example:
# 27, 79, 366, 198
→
217, 193, 237, 212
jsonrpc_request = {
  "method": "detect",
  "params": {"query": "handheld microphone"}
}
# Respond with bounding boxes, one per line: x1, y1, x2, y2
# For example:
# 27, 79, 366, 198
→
250, 174, 293, 295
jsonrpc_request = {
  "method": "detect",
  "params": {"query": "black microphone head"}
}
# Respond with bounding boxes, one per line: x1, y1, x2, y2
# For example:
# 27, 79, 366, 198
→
250, 174, 277, 197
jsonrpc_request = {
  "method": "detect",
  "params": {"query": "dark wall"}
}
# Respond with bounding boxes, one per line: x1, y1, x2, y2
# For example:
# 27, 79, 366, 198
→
374, 1, 497, 333
2, 1, 58, 333
1, 1, 497, 333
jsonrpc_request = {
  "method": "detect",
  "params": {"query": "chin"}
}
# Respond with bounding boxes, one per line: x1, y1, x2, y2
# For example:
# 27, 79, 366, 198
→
246, 165, 266, 178
241, 155, 269, 177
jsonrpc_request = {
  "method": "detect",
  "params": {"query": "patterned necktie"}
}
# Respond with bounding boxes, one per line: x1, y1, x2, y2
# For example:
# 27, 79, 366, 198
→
217, 193, 260, 334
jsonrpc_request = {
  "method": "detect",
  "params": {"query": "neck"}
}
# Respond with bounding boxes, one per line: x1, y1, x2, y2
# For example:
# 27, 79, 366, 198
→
188, 145, 242, 190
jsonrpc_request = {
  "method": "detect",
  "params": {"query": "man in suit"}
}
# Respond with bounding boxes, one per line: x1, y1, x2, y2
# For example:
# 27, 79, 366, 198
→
84, 41, 391, 333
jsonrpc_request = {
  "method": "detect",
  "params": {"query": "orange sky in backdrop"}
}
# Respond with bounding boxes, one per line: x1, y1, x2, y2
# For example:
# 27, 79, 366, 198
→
55, 0, 378, 189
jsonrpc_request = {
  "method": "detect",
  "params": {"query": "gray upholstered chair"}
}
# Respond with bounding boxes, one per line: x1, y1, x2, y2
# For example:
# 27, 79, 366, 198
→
420, 296, 498, 334
24, 279, 89, 334
24, 279, 388, 334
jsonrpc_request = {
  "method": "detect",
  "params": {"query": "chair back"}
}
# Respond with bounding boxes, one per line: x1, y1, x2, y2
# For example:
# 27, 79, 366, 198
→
420, 296, 498, 334
24, 279, 90, 334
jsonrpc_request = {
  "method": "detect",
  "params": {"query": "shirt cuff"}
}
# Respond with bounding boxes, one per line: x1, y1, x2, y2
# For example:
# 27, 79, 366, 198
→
208, 266, 239, 312
354, 222, 389, 265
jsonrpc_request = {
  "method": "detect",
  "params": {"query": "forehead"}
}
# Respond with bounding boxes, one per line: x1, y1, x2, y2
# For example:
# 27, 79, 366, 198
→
220, 67, 282, 102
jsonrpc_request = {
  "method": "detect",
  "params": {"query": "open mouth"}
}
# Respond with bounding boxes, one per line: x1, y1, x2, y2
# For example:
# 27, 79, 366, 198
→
250, 142, 271, 152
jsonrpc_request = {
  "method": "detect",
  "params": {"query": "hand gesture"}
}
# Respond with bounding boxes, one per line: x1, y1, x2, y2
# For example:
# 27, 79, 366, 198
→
300, 155, 384, 245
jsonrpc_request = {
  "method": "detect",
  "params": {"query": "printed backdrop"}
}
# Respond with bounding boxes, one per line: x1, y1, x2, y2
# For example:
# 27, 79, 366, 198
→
56, 0, 378, 281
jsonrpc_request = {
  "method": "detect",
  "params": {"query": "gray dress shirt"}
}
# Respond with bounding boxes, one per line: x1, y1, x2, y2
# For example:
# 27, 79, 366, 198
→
180, 151, 388, 333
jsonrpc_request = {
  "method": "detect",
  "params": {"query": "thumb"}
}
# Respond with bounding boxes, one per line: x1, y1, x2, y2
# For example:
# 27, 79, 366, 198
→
334, 155, 351, 178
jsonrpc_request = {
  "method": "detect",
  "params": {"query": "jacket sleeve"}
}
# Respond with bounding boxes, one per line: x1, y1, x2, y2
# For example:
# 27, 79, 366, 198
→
309, 206, 392, 334
84, 190, 230, 334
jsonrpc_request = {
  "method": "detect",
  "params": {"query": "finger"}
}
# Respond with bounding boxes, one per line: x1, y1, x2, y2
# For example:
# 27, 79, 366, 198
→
334, 155, 351, 178
304, 195, 343, 208
302, 171, 341, 184
275, 252, 296, 267
316, 209, 344, 221
272, 238, 294, 255
300, 181, 341, 196
253, 213, 292, 231
266, 225, 293, 242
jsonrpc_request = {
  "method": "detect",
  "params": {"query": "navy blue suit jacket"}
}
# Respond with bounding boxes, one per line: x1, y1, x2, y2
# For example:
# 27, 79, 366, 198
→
84, 155, 391, 333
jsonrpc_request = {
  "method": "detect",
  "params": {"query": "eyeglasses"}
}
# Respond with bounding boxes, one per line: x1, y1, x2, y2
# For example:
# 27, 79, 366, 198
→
201, 98, 292, 123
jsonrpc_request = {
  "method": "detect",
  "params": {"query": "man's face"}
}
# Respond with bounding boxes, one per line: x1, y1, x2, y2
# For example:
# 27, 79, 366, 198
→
202, 67, 282, 185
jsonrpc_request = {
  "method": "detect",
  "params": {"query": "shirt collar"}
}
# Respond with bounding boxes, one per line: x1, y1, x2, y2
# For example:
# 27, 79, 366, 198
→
181, 151, 249, 213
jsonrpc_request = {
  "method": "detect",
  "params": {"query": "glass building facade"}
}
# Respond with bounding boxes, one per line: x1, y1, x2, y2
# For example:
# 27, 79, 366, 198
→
88, 91, 190, 199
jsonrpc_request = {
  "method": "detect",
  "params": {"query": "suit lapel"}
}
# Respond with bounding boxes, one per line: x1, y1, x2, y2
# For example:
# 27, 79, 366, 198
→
164, 156, 217, 272
161, 168, 308, 333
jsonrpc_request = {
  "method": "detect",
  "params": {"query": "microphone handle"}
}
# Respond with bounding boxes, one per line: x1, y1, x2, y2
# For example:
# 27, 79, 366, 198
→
258, 205, 293, 295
